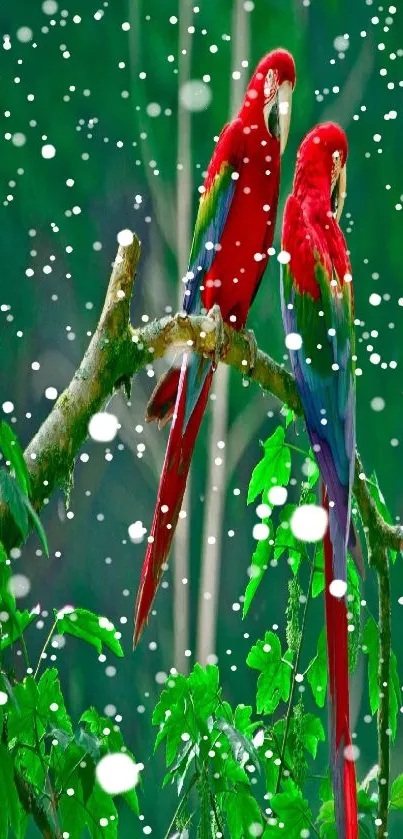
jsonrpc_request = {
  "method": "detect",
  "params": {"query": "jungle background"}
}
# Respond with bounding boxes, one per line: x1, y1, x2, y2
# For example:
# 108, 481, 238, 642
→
0, 0, 402, 835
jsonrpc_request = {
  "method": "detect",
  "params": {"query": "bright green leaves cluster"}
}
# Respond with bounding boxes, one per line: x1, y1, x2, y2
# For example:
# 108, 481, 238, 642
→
0, 507, 137, 839
0, 421, 48, 555
246, 631, 293, 715
153, 663, 265, 838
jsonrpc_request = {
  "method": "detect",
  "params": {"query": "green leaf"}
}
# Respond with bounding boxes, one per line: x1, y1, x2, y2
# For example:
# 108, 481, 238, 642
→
390, 651, 402, 741
281, 406, 294, 429
0, 469, 28, 539
248, 427, 291, 504
306, 449, 320, 489
59, 780, 87, 839
187, 663, 220, 722
357, 789, 377, 813
243, 518, 274, 617
84, 781, 118, 838
216, 718, 260, 772
152, 673, 192, 765
298, 712, 325, 759
0, 606, 37, 652
274, 504, 307, 575
20, 494, 49, 556
37, 668, 73, 734
368, 472, 398, 562
362, 618, 401, 740
0, 422, 30, 496
223, 790, 263, 839
247, 631, 293, 714
0, 743, 21, 838
317, 799, 337, 838
390, 773, 403, 809
55, 607, 124, 658
307, 628, 327, 708
7, 676, 39, 742
312, 543, 325, 597
268, 784, 313, 837
78, 708, 139, 814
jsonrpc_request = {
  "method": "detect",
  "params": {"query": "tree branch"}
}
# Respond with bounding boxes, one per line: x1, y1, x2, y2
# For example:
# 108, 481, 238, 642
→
0, 234, 401, 561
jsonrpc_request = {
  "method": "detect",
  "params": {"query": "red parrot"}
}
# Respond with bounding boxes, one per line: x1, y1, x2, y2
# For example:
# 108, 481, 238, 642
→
281, 122, 363, 838
134, 48, 296, 645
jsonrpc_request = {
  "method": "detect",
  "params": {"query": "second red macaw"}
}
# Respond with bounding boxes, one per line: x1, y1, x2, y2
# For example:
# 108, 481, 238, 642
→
281, 122, 363, 838
134, 48, 296, 645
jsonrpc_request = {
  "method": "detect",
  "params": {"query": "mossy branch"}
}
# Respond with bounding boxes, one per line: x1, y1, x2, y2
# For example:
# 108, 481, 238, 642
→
0, 232, 400, 834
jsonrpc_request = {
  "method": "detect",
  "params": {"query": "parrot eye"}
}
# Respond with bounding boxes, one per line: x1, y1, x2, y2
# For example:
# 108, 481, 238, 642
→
264, 69, 276, 101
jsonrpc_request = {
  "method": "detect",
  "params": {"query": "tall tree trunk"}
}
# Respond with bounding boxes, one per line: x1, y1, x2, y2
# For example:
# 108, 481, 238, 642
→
196, 0, 251, 664
173, 0, 194, 673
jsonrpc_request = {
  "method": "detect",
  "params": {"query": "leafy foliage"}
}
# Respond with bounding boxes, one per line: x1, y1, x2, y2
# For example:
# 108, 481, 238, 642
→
0, 435, 138, 839
247, 426, 291, 504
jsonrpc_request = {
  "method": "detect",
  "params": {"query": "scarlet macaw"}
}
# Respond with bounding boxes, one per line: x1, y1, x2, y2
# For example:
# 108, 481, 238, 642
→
281, 122, 363, 838
134, 49, 296, 645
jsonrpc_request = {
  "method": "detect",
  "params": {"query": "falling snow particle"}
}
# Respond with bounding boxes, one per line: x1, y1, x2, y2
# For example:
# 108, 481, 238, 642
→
12, 133, 26, 147
88, 412, 119, 442
128, 521, 147, 544
2, 401, 14, 414
42, 0, 58, 14
277, 250, 291, 265
0, 692, 8, 706
96, 753, 141, 795
41, 144, 56, 159
146, 102, 162, 117
290, 505, 328, 542
252, 523, 270, 541
329, 579, 347, 598
333, 35, 349, 51
369, 293, 382, 306
45, 387, 58, 401
17, 27, 33, 43
344, 744, 360, 762
117, 229, 134, 246
370, 397, 385, 411
285, 333, 303, 351
268, 486, 288, 506
8, 574, 31, 598
179, 80, 212, 112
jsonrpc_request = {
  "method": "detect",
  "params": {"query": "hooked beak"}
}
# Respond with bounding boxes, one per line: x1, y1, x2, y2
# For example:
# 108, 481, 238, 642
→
263, 81, 293, 155
331, 163, 347, 222
277, 80, 293, 154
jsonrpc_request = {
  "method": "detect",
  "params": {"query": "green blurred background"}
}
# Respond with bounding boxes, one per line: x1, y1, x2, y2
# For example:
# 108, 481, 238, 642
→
1, 0, 402, 834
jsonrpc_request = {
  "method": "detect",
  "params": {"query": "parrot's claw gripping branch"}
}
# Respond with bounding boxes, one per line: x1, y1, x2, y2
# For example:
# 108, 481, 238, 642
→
0, 235, 400, 839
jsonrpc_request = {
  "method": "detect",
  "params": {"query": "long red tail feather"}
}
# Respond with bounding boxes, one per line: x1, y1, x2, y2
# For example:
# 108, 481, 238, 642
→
133, 355, 213, 646
322, 486, 358, 839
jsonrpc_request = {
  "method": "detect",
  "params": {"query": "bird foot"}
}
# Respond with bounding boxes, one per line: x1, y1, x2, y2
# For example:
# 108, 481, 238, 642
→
244, 328, 258, 375
206, 304, 226, 368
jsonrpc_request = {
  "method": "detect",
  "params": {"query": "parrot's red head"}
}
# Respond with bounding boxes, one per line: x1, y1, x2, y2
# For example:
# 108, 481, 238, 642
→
239, 48, 296, 154
295, 122, 348, 221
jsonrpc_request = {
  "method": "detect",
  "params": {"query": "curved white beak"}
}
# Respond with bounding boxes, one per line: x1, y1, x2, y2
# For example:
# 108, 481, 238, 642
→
278, 80, 293, 155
